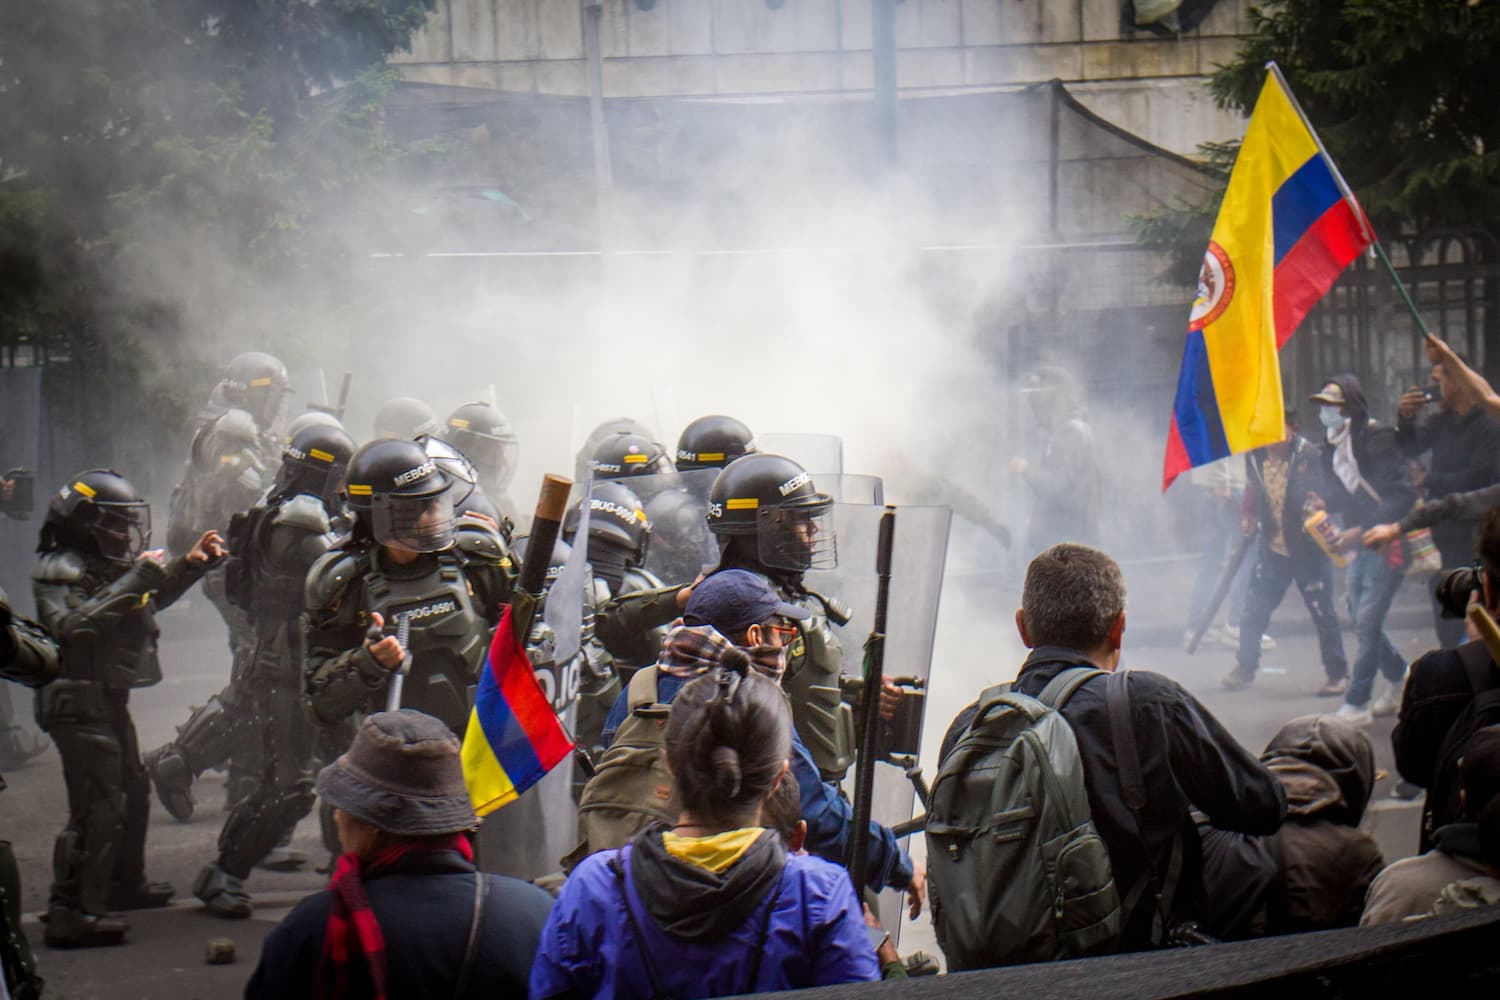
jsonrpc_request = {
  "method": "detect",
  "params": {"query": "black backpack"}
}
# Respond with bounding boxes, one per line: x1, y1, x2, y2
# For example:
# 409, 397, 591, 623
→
1424, 641, 1500, 850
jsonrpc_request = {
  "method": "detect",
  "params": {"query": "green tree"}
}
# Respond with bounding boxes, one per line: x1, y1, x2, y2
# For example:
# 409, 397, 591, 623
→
0, 1, 435, 418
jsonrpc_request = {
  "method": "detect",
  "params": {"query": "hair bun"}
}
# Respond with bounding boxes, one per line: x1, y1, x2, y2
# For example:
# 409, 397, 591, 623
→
710, 745, 742, 800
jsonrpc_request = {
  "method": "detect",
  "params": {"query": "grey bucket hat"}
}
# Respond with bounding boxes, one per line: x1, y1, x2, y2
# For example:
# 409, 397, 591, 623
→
315, 710, 478, 836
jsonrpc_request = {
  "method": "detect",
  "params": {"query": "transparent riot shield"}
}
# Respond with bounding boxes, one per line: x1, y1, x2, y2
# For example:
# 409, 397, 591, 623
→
755, 433, 843, 477
801, 500, 952, 932
816, 474, 884, 506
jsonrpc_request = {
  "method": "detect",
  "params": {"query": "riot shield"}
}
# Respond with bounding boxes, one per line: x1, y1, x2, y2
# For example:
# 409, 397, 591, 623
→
801, 500, 952, 930
583, 468, 721, 588
816, 474, 884, 506
755, 433, 843, 477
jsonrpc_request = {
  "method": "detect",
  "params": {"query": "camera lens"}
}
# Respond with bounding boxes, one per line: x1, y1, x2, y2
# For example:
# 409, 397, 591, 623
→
1434, 565, 1482, 619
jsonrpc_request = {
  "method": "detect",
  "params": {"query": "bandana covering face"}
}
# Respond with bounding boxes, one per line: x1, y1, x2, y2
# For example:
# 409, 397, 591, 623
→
317, 833, 474, 1000
655, 624, 787, 684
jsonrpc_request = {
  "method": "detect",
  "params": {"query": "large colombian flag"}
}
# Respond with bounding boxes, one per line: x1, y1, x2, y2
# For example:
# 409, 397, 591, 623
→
1163, 64, 1373, 490
461, 605, 574, 816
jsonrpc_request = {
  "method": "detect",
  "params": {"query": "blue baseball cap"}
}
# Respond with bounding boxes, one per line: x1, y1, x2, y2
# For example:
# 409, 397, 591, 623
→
683, 568, 811, 636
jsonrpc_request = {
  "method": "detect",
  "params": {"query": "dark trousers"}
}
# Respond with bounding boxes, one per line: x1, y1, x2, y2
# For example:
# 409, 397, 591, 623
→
1235, 548, 1348, 681
46, 696, 149, 915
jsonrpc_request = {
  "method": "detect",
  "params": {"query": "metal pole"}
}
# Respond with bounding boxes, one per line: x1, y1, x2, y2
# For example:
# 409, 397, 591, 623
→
582, 0, 613, 249
871, 0, 899, 168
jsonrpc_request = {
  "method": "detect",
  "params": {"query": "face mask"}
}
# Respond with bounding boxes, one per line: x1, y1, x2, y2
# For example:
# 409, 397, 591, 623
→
1319, 406, 1347, 433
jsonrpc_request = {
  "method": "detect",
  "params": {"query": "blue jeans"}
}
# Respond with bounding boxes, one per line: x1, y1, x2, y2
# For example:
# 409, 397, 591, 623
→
1234, 548, 1347, 681
1344, 548, 1407, 706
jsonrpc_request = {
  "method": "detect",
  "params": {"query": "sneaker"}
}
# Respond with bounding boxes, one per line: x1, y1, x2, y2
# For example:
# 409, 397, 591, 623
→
193, 865, 252, 919
903, 951, 940, 977
1220, 625, 1276, 651
1317, 677, 1350, 698
1335, 701, 1374, 726
1372, 681, 1402, 718
1221, 670, 1254, 691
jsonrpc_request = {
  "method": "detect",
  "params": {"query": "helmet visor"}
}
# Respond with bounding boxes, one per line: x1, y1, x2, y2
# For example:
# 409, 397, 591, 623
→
459, 431, 519, 491
756, 496, 836, 571
250, 383, 294, 431
371, 490, 456, 553
421, 436, 478, 511
93, 501, 151, 562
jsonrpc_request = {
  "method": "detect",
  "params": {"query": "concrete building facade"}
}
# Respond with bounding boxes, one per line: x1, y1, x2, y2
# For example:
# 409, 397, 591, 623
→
390, 0, 1251, 156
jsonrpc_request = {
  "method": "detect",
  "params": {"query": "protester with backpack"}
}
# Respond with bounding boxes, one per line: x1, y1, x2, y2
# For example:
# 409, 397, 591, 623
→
531, 659, 879, 999
578, 569, 924, 905
932, 543, 1285, 966
1393, 506, 1500, 851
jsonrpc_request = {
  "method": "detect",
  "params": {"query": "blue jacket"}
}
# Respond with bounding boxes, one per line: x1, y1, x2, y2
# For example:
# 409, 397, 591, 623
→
529, 844, 879, 999
601, 673, 914, 891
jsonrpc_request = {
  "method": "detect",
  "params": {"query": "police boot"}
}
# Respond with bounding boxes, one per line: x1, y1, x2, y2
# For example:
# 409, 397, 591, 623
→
192, 864, 251, 919
42, 905, 128, 948
107, 878, 175, 910
143, 746, 195, 822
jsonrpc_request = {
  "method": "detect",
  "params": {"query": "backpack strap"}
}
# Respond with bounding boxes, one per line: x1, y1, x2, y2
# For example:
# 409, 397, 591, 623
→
611, 852, 673, 1000
452, 872, 489, 998
1036, 666, 1105, 711
627, 665, 661, 713
1105, 669, 1180, 947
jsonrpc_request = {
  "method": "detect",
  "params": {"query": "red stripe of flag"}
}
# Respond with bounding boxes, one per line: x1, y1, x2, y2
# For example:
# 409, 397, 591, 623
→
1163, 417, 1192, 491
1273, 199, 1371, 348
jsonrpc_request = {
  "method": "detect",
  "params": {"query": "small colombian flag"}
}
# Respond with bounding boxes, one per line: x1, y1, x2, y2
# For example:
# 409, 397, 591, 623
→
461, 605, 574, 816
1163, 63, 1374, 491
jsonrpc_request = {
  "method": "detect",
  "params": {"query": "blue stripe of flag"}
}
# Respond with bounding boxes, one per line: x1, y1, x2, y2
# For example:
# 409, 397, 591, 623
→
472, 665, 544, 785
1272, 155, 1341, 267
1172, 330, 1231, 467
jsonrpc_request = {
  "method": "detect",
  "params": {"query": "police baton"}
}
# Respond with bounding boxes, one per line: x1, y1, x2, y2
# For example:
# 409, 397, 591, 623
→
847, 505, 896, 896
1184, 530, 1253, 655
383, 612, 412, 713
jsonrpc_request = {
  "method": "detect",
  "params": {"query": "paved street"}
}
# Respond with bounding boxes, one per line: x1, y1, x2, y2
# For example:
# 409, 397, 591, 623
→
3, 557, 1443, 996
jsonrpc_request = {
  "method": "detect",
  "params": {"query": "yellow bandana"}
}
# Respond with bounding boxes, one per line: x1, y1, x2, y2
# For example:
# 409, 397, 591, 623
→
660, 827, 765, 874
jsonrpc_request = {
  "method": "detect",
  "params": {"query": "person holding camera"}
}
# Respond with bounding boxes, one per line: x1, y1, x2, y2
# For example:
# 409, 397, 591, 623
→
1394, 354, 1500, 649
1392, 507, 1500, 852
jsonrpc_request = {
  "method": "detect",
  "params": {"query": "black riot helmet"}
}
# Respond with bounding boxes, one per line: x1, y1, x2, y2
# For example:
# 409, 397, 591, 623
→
417, 434, 502, 525
344, 439, 455, 553
444, 402, 519, 491
284, 409, 345, 445
676, 415, 756, 471
39, 469, 151, 563
575, 417, 656, 483
222, 352, 293, 431
373, 396, 439, 441
707, 453, 836, 571
274, 424, 356, 508
568, 481, 652, 568
590, 432, 672, 481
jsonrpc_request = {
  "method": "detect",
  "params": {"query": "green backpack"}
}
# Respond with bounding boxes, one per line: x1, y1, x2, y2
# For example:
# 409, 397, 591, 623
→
927, 666, 1122, 970
574, 665, 680, 858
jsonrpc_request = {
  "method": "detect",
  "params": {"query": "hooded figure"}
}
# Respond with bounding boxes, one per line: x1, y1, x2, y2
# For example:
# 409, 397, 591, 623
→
1261, 714, 1383, 932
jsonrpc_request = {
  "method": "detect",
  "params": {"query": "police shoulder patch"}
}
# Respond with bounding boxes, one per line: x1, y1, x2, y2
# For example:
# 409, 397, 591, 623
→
33, 550, 87, 584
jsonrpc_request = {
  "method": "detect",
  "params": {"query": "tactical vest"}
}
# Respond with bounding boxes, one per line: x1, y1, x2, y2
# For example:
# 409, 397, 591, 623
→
362, 548, 492, 734
777, 585, 851, 783
37, 553, 163, 692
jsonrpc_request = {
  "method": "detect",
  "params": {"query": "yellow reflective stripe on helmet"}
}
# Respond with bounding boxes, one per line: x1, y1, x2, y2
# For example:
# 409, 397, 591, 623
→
726, 498, 759, 510
347, 484, 374, 496
448, 418, 470, 429
698, 452, 725, 462
250, 377, 273, 387
624, 454, 648, 464
73, 481, 97, 499
309, 448, 334, 463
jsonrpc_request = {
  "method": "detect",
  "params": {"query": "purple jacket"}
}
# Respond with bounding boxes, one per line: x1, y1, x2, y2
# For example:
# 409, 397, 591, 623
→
529, 845, 879, 999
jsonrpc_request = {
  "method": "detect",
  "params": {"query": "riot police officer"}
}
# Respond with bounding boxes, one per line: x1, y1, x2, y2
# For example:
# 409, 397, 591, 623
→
303, 439, 515, 735
32, 470, 224, 946
372, 396, 439, 440
164, 426, 356, 919
562, 482, 665, 760
166, 352, 292, 807
673, 414, 757, 471
1, 589, 57, 993
443, 402, 520, 521
573, 417, 657, 485
588, 431, 672, 481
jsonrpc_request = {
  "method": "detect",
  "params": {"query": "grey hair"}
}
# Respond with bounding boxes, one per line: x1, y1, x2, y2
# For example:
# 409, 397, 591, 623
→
1021, 543, 1126, 651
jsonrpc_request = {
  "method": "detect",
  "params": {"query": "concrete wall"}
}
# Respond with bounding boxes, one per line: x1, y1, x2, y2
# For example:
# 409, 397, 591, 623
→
390, 0, 1251, 155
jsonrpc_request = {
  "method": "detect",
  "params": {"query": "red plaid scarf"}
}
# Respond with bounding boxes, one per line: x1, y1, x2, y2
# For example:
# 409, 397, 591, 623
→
317, 833, 474, 1000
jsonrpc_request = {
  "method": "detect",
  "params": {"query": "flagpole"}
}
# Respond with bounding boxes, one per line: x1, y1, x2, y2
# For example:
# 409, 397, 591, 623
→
1265, 61, 1429, 340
